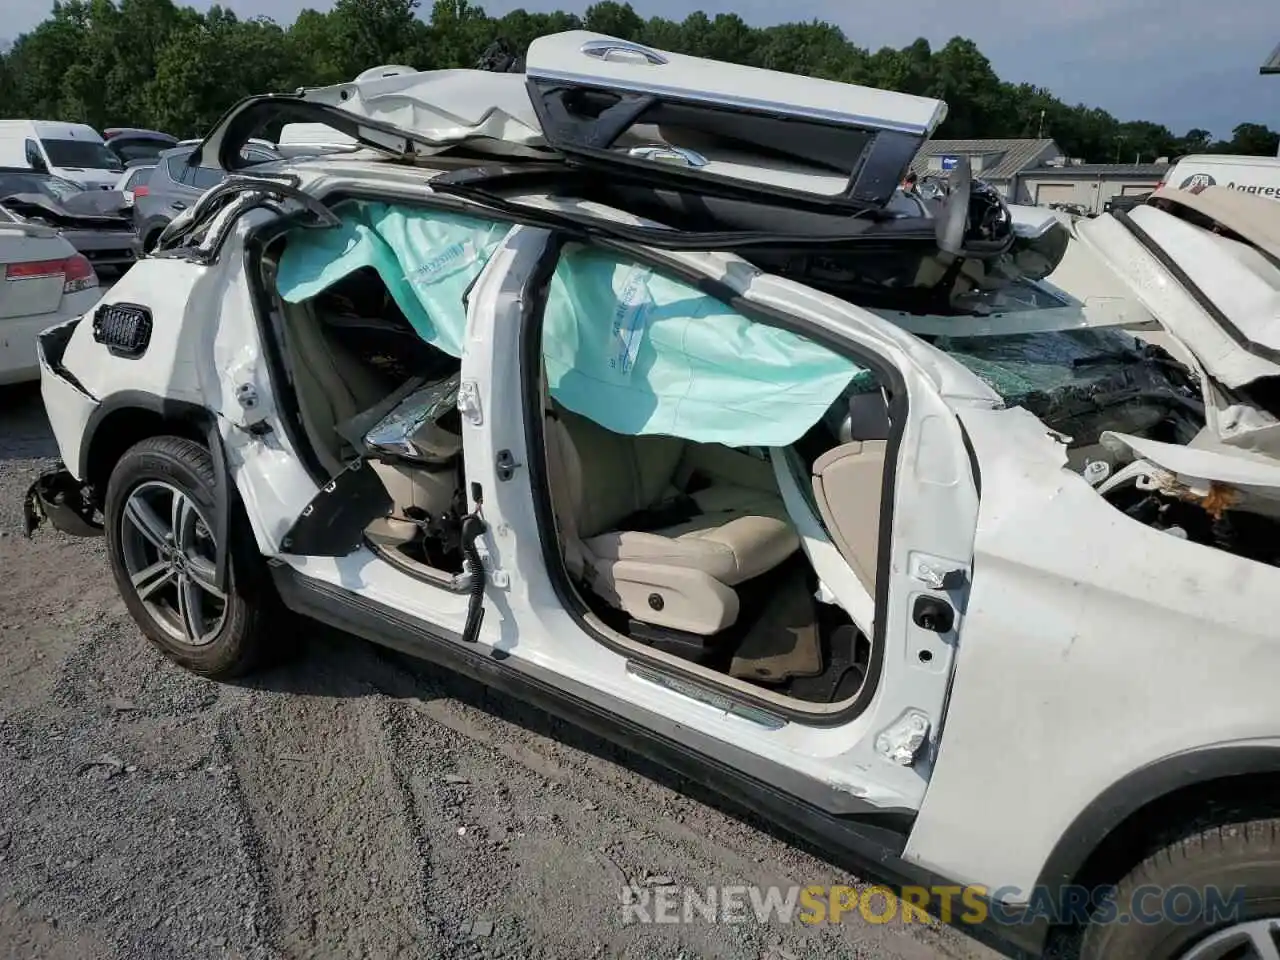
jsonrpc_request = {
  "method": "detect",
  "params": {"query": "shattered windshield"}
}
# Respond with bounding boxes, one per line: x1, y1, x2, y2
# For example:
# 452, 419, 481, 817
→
933, 327, 1205, 451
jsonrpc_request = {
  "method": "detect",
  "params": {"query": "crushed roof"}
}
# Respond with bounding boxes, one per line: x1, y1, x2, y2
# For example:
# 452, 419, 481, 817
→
909, 138, 1059, 182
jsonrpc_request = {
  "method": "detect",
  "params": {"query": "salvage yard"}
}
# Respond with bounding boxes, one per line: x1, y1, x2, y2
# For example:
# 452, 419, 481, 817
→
0, 382, 994, 960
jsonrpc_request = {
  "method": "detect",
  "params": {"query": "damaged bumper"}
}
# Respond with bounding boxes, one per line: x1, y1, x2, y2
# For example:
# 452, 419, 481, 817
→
23, 316, 103, 537
23, 465, 102, 538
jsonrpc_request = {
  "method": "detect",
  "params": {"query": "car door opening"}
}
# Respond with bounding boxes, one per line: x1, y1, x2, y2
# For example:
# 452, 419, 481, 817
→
256, 201, 900, 710
530, 245, 896, 711
259, 236, 477, 583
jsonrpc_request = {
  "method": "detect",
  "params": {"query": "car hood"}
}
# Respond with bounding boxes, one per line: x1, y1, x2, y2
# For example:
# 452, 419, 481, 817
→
1076, 187, 1280, 389
1, 191, 132, 227
55, 169, 121, 190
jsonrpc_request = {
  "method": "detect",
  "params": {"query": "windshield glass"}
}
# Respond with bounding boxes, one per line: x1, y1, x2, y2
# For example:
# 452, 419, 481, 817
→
124, 166, 153, 189
0, 170, 84, 202
933, 327, 1205, 452
41, 138, 122, 171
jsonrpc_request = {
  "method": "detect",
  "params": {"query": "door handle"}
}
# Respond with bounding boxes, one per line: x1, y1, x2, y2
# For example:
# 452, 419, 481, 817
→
171, 201, 187, 211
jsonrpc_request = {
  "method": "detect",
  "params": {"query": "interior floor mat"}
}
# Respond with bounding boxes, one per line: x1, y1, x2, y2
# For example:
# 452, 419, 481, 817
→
729, 564, 823, 683
784, 623, 868, 704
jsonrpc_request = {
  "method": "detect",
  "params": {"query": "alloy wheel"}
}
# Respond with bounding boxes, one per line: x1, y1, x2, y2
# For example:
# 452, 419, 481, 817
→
119, 481, 227, 647
1182, 918, 1280, 960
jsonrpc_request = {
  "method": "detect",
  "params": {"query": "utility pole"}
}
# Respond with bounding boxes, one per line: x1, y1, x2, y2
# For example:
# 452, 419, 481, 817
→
1038, 109, 1045, 138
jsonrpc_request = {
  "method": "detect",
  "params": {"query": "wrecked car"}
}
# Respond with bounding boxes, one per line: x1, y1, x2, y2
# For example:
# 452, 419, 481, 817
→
21, 32, 1280, 960
0, 167, 137, 274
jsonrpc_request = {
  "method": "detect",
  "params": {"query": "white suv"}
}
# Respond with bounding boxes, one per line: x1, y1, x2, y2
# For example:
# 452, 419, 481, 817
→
21, 32, 1280, 960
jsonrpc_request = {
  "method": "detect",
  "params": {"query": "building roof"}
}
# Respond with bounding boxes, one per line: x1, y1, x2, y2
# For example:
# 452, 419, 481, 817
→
1263, 42, 1280, 74
910, 138, 1059, 182
1023, 163, 1171, 178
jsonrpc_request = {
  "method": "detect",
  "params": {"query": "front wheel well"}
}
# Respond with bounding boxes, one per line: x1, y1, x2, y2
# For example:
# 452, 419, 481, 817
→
1044, 770, 1280, 951
1072, 771, 1280, 892
83, 404, 211, 506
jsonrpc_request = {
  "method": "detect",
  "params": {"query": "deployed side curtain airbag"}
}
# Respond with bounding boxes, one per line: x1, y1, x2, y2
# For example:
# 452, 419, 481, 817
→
276, 207, 863, 448
542, 247, 862, 447
275, 201, 509, 358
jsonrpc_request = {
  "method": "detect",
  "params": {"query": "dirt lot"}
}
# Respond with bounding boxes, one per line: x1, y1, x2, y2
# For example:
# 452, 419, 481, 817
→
0, 382, 1000, 960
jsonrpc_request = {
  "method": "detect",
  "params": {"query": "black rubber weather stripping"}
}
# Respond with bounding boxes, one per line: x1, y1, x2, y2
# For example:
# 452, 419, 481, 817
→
428, 179, 909, 251
1114, 209, 1280, 367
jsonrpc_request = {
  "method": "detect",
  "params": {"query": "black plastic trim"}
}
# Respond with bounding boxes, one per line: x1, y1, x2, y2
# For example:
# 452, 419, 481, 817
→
91, 301, 152, 359
848, 129, 921, 205
519, 233, 912, 729
204, 419, 232, 593
78, 391, 216, 481
1034, 744, 1280, 897
269, 563, 1034, 959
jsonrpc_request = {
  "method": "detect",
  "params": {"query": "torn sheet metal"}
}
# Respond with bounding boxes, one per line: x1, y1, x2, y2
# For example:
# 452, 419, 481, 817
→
298, 69, 547, 156
1101, 430, 1280, 518
1078, 207, 1280, 390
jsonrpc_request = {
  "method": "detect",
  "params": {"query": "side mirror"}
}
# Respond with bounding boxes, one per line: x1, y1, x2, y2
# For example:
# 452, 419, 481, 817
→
843, 389, 892, 443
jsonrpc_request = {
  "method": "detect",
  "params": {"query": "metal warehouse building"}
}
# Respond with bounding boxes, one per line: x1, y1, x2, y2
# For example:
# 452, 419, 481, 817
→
910, 138, 1169, 214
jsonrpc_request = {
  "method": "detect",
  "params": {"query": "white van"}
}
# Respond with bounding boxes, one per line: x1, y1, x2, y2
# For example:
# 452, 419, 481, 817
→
1159, 153, 1280, 201
0, 120, 123, 190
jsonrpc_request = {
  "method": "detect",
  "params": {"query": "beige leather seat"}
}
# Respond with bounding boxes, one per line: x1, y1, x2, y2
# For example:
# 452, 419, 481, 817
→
271, 291, 388, 475
545, 407, 800, 635
811, 441, 886, 599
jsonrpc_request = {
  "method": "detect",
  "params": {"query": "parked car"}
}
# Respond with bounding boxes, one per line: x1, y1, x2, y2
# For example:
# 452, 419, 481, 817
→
0, 120, 123, 190
112, 164, 154, 208
0, 167, 137, 275
133, 143, 283, 253
102, 127, 178, 166
0, 205, 99, 384
23, 33, 1280, 960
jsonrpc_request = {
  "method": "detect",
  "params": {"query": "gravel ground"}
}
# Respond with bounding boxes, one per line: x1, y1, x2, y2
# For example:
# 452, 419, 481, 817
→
0, 381, 1002, 960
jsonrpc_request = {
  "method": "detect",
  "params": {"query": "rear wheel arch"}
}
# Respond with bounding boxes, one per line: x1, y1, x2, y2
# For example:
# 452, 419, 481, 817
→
81, 393, 215, 500
83, 392, 238, 608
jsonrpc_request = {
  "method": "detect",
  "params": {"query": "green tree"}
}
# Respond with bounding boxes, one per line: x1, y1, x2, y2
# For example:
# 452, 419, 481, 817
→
1215, 122, 1280, 156
0, 0, 1274, 164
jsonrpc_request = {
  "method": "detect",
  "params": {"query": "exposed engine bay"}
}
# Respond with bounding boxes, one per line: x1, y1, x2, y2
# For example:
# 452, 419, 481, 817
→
1098, 463, 1280, 568
933, 328, 1205, 471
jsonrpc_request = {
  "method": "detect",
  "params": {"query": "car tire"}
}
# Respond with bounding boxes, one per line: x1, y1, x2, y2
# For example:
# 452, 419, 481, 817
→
1078, 819, 1280, 960
104, 435, 275, 679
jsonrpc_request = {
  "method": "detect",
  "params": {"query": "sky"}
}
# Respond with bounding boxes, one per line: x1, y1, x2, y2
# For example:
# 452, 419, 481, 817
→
7, 0, 1280, 140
